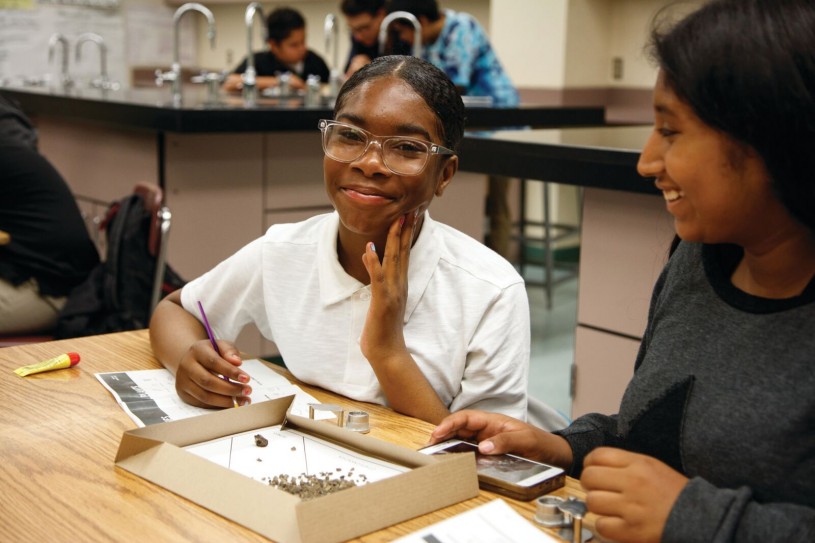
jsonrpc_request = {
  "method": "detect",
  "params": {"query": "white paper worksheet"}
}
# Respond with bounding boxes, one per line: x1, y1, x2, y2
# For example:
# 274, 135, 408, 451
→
394, 499, 561, 543
96, 359, 331, 427
185, 424, 409, 485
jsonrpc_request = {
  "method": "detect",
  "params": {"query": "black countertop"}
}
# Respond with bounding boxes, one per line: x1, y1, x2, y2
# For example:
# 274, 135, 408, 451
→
0, 86, 605, 133
2, 86, 656, 195
458, 126, 657, 195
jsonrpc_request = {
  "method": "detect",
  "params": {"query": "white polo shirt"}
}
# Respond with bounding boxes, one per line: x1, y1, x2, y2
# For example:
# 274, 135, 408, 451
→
181, 212, 529, 419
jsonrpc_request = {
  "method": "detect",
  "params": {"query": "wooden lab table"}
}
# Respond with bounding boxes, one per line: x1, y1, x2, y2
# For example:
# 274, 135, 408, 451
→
0, 330, 596, 542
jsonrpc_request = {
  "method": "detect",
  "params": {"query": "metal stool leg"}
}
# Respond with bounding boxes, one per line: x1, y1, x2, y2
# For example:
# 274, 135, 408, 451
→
519, 179, 528, 278
543, 181, 554, 309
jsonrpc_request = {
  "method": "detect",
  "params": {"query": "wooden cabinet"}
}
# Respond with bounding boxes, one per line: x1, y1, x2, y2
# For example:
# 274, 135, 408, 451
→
572, 187, 675, 418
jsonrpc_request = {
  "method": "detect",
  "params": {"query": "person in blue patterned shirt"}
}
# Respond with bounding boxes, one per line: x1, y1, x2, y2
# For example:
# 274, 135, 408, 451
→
385, 0, 519, 107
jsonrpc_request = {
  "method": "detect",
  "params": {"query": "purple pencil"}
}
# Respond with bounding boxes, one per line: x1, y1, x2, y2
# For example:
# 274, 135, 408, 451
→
197, 300, 239, 408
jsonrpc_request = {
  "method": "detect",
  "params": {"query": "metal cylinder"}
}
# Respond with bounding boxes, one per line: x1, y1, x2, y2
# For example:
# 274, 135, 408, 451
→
345, 411, 370, 433
534, 495, 565, 527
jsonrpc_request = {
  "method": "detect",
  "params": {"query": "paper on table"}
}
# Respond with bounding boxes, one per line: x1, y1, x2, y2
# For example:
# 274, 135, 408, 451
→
185, 424, 409, 486
393, 499, 561, 543
96, 359, 332, 427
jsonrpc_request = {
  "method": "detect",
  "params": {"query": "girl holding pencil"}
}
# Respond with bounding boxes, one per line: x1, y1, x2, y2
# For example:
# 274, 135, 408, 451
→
150, 56, 531, 425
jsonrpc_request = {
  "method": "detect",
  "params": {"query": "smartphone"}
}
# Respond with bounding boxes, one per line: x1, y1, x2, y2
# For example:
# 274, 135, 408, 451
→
419, 439, 565, 501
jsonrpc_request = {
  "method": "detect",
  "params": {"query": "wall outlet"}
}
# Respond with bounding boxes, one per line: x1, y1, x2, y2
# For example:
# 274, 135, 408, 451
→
612, 57, 624, 80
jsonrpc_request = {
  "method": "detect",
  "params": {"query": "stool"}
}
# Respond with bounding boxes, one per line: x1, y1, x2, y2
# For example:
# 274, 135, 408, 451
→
515, 179, 581, 308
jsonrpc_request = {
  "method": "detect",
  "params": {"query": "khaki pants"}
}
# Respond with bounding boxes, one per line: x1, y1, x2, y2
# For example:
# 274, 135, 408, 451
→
0, 277, 66, 334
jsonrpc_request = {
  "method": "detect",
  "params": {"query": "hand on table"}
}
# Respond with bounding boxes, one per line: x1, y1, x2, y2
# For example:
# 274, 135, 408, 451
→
430, 409, 574, 468
222, 73, 305, 93
175, 338, 251, 408
581, 447, 688, 543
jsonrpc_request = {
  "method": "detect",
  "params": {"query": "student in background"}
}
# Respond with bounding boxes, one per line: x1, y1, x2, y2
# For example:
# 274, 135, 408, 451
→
151, 56, 531, 425
223, 7, 330, 93
428, 1, 815, 541
0, 95, 99, 335
384, 0, 519, 107
340, 0, 386, 78
341, 0, 412, 79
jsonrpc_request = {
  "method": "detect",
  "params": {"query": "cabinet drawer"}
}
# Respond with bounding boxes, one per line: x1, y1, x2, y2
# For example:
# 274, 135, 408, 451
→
263, 132, 327, 211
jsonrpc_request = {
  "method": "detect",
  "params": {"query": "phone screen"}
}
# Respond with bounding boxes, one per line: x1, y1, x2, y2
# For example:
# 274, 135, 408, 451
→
431, 441, 554, 485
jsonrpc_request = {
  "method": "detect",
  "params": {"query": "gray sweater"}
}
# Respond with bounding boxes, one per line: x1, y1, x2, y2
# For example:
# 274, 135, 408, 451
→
557, 242, 815, 542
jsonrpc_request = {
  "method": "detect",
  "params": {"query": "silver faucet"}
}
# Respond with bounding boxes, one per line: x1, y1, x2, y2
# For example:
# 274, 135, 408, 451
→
191, 69, 227, 104
324, 14, 341, 97
156, 2, 217, 105
378, 11, 422, 58
48, 33, 72, 89
241, 2, 265, 105
75, 32, 119, 91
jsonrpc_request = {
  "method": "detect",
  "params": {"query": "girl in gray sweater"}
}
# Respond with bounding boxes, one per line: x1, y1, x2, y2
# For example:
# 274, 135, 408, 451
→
428, 1, 815, 541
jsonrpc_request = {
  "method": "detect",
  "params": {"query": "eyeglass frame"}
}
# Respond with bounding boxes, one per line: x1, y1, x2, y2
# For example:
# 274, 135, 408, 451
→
318, 119, 456, 175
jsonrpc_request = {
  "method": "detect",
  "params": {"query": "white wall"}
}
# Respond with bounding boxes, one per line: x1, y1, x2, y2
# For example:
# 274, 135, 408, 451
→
0, 0, 198, 88
493, 0, 704, 91
563, 0, 612, 87
490, 0, 568, 88
1, 0, 703, 91
598, 0, 704, 89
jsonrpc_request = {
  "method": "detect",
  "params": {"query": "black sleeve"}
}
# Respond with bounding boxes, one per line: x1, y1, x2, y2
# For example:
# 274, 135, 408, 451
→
304, 50, 331, 82
232, 56, 249, 74
0, 144, 99, 295
0, 93, 38, 150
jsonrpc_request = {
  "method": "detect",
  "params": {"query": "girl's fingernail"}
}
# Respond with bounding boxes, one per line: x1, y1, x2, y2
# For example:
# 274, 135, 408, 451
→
479, 440, 495, 453
369, 242, 376, 253
399, 215, 405, 227
238, 373, 249, 383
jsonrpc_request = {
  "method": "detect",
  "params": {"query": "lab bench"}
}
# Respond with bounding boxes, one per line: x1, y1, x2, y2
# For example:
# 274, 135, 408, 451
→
1, 85, 605, 357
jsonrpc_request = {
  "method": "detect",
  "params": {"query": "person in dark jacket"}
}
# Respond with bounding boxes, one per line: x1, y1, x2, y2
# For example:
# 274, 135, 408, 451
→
0, 94, 99, 334
222, 7, 329, 94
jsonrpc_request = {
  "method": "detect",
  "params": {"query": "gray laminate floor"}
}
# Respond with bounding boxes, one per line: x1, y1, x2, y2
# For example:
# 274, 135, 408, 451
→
523, 267, 578, 423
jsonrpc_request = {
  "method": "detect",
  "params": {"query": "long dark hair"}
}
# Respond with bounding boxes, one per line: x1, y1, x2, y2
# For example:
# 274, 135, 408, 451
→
649, 0, 815, 232
334, 55, 466, 151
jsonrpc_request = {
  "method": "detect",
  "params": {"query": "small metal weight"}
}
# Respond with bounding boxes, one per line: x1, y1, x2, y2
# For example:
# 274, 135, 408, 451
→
534, 495, 565, 527
557, 497, 592, 543
535, 495, 593, 542
344, 411, 370, 433
307, 403, 345, 427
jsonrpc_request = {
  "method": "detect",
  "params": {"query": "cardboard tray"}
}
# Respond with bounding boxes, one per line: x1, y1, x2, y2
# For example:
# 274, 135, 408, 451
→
115, 396, 479, 543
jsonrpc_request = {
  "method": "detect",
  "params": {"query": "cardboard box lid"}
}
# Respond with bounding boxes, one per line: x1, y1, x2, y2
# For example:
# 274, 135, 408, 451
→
115, 396, 479, 543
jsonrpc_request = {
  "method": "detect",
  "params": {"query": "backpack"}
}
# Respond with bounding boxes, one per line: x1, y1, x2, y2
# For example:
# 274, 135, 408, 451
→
54, 193, 185, 339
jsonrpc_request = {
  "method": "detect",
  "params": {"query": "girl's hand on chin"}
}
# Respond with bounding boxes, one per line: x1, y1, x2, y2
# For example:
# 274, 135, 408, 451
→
359, 209, 421, 361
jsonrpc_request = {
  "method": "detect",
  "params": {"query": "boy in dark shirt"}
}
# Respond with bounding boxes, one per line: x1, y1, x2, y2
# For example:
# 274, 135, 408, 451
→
222, 7, 329, 94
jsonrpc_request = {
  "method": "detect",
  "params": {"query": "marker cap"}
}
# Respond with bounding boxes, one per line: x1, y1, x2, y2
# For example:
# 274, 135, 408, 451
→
66, 352, 80, 366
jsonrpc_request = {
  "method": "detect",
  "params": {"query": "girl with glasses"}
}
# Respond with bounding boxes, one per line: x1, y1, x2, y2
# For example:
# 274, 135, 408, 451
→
150, 56, 532, 424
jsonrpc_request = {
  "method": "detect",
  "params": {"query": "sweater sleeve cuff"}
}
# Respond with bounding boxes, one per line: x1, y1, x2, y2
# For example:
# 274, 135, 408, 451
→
553, 413, 619, 477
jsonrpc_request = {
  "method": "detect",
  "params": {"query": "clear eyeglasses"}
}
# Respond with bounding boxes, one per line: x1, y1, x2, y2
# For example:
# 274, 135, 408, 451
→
318, 119, 455, 176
